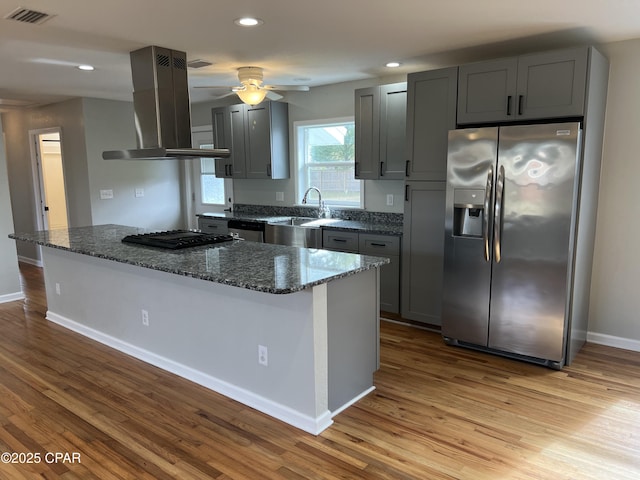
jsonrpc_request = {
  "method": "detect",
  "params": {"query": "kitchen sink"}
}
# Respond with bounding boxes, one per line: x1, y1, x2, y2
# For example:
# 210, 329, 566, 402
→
265, 217, 339, 248
272, 217, 340, 227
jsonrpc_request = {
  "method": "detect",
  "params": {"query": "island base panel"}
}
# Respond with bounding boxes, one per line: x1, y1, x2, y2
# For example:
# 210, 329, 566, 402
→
40, 247, 378, 434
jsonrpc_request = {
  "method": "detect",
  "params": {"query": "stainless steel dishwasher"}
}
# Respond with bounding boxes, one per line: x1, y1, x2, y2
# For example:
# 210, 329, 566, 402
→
227, 219, 265, 242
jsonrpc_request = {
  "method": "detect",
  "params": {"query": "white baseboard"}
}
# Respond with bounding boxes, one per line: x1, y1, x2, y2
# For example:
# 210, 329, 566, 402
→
18, 255, 42, 267
0, 291, 24, 303
46, 310, 334, 435
331, 386, 375, 418
587, 331, 640, 353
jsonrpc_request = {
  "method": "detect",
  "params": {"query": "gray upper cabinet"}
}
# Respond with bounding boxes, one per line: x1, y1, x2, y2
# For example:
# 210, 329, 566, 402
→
405, 67, 458, 181
355, 82, 406, 180
212, 101, 289, 179
213, 105, 246, 178
457, 47, 589, 124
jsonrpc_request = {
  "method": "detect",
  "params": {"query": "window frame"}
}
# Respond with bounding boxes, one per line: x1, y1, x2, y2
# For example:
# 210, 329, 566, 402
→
294, 116, 364, 209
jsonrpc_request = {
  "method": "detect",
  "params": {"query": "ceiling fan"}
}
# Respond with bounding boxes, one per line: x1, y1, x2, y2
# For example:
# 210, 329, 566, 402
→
196, 66, 310, 105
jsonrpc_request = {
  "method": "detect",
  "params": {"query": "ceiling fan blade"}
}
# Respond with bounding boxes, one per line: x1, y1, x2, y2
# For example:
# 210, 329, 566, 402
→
264, 85, 310, 92
265, 91, 283, 101
193, 85, 235, 89
208, 91, 237, 99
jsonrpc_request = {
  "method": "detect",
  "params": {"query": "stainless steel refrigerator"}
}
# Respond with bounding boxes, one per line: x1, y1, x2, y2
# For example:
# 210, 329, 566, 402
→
442, 122, 592, 368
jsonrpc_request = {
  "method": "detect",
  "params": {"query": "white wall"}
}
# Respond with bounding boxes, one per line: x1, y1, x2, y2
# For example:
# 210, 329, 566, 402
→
0, 116, 22, 300
2, 99, 92, 260
82, 98, 183, 230
191, 75, 407, 212
2, 98, 185, 263
588, 39, 640, 346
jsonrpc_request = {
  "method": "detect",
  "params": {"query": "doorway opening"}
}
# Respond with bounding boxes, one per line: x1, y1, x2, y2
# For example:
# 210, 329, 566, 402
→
30, 128, 69, 230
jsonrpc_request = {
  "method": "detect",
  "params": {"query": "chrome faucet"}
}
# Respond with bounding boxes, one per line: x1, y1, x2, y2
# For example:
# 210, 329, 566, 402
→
302, 187, 330, 218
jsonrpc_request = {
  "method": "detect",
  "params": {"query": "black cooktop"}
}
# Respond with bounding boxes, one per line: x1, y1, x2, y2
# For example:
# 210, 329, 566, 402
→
122, 230, 234, 250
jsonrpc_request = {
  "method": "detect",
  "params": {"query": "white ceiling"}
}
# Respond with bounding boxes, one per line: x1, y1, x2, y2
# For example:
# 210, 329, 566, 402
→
1, 0, 640, 111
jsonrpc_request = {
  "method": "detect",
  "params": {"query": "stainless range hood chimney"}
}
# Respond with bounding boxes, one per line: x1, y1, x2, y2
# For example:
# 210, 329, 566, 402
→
103, 46, 230, 160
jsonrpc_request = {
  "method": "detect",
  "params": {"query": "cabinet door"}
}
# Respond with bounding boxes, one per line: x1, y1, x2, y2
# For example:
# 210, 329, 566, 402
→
359, 234, 401, 313
228, 104, 247, 178
516, 47, 588, 120
379, 83, 407, 180
401, 181, 446, 326
406, 67, 458, 181
245, 104, 272, 178
457, 58, 518, 125
212, 107, 232, 178
354, 87, 380, 179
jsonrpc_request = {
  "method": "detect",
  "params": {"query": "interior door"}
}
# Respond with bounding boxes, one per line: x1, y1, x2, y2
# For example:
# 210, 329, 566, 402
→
31, 128, 69, 231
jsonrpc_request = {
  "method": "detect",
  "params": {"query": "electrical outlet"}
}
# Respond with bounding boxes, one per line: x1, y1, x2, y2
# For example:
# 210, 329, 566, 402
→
275, 191, 284, 202
141, 309, 149, 326
386, 194, 394, 206
135, 188, 145, 198
100, 189, 114, 200
55, 283, 61, 295
258, 345, 268, 366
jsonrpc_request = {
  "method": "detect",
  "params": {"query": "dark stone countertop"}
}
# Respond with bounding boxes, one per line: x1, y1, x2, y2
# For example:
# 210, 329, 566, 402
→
9, 224, 389, 295
198, 211, 404, 236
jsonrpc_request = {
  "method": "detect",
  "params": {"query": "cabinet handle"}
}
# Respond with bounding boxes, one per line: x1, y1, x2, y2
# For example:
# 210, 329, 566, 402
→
405, 184, 410, 202
518, 95, 524, 115
506, 96, 512, 116
405, 160, 410, 177
354, 162, 360, 178
379, 161, 384, 177
370, 242, 387, 247
332, 238, 347, 243
224, 164, 229, 177
267, 164, 272, 177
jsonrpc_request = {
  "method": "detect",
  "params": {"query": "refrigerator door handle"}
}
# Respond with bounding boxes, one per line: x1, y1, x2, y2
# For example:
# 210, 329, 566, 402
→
494, 165, 505, 263
483, 166, 493, 262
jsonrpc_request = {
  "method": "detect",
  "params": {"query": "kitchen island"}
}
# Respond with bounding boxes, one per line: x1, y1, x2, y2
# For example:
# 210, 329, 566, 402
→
10, 224, 388, 434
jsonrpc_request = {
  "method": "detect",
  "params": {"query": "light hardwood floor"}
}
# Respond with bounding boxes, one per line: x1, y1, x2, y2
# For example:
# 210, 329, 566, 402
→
0, 263, 638, 479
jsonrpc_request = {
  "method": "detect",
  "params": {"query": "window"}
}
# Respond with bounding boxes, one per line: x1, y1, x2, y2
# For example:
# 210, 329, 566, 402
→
199, 154, 225, 205
296, 118, 362, 208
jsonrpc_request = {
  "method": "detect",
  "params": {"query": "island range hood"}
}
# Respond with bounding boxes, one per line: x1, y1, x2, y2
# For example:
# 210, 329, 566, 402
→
103, 46, 230, 161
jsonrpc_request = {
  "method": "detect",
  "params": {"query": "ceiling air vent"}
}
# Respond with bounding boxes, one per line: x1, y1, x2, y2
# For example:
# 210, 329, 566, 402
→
4, 6, 54, 25
187, 59, 212, 69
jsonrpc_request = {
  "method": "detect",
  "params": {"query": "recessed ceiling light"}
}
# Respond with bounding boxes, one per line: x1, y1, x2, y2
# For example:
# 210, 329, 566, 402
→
234, 17, 263, 27
77, 65, 94, 71
385, 62, 401, 68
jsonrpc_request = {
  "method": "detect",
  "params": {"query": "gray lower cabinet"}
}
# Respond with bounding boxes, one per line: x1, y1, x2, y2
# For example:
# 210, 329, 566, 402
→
198, 217, 229, 234
405, 67, 458, 181
212, 101, 289, 179
359, 234, 400, 314
401, 181, 446, 326
322, 230, 359, 252
457, 46, 589, 124
355, 82, 407, 180
323, 229, 401, 314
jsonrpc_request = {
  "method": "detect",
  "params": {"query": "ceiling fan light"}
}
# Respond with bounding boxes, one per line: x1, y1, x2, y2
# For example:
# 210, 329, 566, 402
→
236, 85, 268, 105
